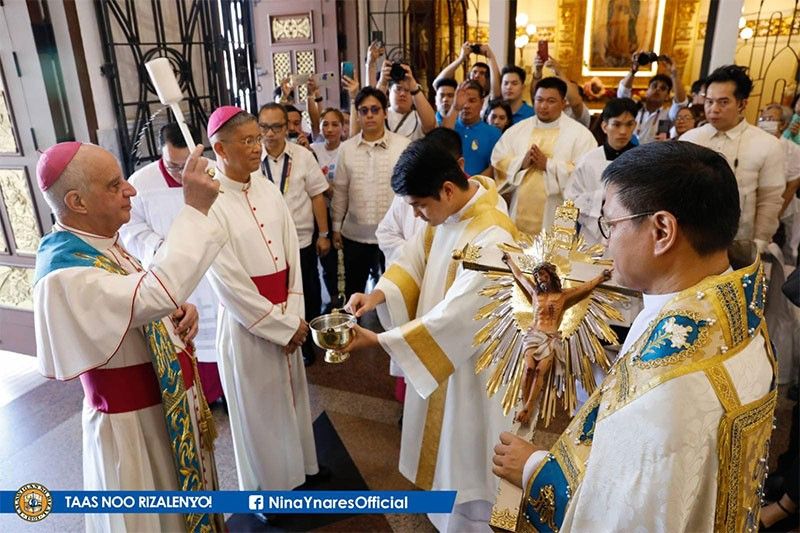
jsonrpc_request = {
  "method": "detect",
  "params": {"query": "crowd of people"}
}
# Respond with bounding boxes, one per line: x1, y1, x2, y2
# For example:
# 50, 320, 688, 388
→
31, 39, 800, 533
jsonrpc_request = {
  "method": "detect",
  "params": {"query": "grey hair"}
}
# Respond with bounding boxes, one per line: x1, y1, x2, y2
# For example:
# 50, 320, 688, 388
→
42, 157, 88, 218
765, 103, 793, 125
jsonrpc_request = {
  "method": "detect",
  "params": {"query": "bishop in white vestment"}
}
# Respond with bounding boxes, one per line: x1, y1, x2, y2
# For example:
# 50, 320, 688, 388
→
34, 142, 226, 532
203, 107, 319, 491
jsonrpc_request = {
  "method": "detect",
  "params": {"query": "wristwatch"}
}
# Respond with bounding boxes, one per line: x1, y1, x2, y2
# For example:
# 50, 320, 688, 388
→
410, 84, 422, 96
314, 96, 324, 103
319, 231, 330, 238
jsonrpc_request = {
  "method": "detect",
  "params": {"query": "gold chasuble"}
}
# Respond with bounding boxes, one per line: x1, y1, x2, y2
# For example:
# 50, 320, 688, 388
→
496, 127, 559, 235
518, 260, 777, 532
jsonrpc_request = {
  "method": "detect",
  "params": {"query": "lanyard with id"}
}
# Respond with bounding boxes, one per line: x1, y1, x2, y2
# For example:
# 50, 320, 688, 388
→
264, 154, 292, 194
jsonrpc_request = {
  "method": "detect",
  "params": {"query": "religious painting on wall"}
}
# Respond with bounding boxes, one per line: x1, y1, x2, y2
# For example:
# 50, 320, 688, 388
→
582, 0, 667, 76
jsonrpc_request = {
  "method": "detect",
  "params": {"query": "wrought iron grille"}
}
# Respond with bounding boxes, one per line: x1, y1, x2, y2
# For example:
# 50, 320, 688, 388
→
95, 0, 256, 175
737, 0, 800, 120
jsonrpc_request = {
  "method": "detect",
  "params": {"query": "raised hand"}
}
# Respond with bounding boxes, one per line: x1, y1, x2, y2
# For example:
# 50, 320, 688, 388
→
341, 75, 360, 100
182, 145, 220, 215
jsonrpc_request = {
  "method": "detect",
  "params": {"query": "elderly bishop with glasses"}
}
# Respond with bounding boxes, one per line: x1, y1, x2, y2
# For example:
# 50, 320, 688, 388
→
201, 106, 326, 503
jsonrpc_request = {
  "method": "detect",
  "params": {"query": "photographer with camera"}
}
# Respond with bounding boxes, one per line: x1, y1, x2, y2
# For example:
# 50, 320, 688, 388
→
433, 41, 501, 105
373, 60, 436, 141
617, 52, 688, 144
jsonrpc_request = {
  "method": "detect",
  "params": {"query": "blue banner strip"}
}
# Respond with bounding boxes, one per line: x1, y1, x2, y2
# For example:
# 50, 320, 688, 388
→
0, 491, 456, 514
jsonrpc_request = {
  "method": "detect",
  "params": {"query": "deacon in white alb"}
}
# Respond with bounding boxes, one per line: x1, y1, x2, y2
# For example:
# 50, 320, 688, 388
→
345, 138, 519, 532
203, 106, 322, 492
565, 97, 638, 246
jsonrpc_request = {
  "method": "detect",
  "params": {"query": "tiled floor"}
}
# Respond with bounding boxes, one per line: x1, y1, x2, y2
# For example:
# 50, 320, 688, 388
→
0, 341, 795, 532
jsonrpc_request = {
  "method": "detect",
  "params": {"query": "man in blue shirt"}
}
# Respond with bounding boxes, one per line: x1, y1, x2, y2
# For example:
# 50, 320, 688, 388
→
502, 65, 535, 124
441, 80, 502, 176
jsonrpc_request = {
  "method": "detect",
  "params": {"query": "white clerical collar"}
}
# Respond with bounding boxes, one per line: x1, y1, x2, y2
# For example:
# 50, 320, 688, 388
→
535, 114, 562, 129
54, 221, 118, 251
214, 167, 253, 191
445, 181, 486, 224
641, 266, 734, 308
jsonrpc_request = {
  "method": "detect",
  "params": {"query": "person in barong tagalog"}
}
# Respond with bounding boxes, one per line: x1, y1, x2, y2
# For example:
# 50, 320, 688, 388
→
501, 254, 612, 425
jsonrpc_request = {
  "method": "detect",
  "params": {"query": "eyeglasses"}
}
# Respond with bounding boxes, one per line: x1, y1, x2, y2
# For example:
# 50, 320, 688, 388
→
597, 212, 654, 239
358, 105, 382, 117
221, 135, 264, 147
259, 122, 286, 133
163, 160, 185, 173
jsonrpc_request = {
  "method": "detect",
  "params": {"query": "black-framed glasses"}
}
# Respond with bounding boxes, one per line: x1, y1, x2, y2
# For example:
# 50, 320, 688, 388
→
259, 122, 286, 133
358, 105, 382, 117
597, 212, 655, 239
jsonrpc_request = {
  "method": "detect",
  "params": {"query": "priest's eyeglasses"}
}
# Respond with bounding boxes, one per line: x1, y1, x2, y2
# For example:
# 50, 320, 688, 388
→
598, 212, 654, 239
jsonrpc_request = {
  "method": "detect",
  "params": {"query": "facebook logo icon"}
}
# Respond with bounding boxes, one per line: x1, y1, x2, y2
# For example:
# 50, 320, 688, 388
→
249, 495, 264, 511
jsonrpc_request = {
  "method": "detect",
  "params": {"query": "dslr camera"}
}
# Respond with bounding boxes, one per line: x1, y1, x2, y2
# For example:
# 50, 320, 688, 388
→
390, 62, 407, 83
637, 52, 662, 66
470, 43, 483, 54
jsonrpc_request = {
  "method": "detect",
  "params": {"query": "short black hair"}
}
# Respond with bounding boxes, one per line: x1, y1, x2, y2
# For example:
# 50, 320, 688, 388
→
601, 98, 639, 122
501, 65, 526, 84
483, 98, 514, 131
472, 62, 490, 73
534, 77, 567, 99
461, 80, 484, 97
602, 142, 740, 255
691, 78, 706, 95
649, 74, 673, 92
434, 78, 458, 91
258, 102, 288, 122
705, 65, 753, 100
284, 104, 302, 117
159, 122, 200, 148
391, 137, 469, 199
424, 127, 462, 159
354, 86, 388, 110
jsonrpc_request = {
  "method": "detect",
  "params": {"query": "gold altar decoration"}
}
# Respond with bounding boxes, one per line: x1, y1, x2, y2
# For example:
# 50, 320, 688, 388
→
458, 200, 628, 428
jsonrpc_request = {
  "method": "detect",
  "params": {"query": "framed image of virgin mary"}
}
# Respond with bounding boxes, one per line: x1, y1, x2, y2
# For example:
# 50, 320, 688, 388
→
582, 0, 667, 77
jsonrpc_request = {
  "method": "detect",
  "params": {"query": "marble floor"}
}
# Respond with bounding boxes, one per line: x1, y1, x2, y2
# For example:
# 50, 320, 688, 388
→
0, 324, 795, 533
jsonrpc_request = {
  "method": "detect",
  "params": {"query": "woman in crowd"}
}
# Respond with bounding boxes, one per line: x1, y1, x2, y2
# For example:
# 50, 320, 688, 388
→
483, 98, 513, 132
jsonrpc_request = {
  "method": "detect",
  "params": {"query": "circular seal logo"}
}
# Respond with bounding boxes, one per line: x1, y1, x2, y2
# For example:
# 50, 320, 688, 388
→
14, 483, 52, 522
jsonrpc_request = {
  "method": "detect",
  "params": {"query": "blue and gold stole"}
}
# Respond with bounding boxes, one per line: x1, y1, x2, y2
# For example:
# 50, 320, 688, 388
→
519, 260, 777, 532
36, 230, 218, 533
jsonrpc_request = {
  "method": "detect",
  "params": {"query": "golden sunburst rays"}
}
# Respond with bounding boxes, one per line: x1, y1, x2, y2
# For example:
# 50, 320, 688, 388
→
468, 202, 629, 427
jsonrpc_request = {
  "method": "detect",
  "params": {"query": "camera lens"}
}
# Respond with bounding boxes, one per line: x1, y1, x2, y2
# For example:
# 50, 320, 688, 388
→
390, 63, 406, 82
637, 52, 659, 66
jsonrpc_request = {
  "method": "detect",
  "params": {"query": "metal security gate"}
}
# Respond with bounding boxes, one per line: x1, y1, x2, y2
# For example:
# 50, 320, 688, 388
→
95, 0, 257, 175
